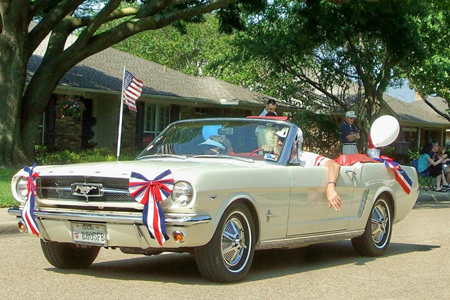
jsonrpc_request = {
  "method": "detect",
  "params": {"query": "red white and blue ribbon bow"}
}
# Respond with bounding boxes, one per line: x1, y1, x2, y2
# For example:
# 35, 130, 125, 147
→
21, 163, 40, 236
373, 156, 413, 194
129, 170, 174, 246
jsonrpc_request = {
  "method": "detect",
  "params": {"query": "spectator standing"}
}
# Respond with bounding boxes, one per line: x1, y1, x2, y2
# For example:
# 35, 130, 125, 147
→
259, 99, 277, 116
339, 111, 360, 154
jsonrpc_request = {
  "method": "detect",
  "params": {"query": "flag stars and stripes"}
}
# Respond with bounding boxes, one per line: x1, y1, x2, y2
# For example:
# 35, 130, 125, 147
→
123, 70, 143, 112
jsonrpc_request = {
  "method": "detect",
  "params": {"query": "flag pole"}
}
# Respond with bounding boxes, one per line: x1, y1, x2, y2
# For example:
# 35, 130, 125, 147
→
116, 66, 126, 161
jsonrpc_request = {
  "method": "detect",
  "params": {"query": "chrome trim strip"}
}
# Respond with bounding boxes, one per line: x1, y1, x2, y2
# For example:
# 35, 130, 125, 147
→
41, 186, 130, 194
258, 230, 364, 250
7, 207, 211, 226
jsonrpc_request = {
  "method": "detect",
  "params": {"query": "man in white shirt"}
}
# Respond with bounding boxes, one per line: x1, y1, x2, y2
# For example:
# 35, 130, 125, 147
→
275, 127, 342, 210
259, 99, 277, 116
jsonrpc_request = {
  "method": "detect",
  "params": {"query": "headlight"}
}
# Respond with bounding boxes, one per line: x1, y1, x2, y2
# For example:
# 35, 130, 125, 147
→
171, 181, 194, 207
15, 176, 29, 201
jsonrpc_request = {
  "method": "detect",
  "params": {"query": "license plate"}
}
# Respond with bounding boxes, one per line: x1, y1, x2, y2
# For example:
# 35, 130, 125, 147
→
72, 223, 107, 246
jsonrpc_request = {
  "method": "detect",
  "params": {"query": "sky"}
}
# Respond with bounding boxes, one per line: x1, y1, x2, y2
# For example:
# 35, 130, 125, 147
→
386, 84, 416, 103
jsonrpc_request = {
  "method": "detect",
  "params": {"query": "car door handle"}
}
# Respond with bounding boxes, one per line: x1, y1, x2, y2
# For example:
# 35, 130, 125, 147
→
345, 169, 356, 181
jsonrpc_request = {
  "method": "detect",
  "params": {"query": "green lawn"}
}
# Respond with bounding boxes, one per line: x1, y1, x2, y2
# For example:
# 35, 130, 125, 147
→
0, 168, 20, 208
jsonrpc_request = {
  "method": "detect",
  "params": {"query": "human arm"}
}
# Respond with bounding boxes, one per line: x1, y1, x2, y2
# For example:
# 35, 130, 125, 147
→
340, 123, 360, 142
345, 133, 359, 142
300, 151, 342, 210
427, 154, 447, 166
324, 160, 342, 210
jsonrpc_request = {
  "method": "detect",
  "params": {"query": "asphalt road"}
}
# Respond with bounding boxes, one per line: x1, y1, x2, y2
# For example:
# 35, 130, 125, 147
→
1, 201, 449, 300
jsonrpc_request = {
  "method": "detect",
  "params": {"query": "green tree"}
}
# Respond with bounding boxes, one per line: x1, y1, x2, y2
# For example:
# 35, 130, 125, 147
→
0, 0, 264, 167
402, 1, 450, 121
211, 0, 437, 151
114, 14, 234, 76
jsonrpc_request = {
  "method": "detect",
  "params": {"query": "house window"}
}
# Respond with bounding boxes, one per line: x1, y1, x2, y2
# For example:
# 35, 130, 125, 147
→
143, 103, 170, 143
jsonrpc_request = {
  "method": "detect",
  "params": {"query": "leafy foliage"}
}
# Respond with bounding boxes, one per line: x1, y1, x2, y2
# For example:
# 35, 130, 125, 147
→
0, 168, 19, 207
57, 96, 86, 119
34, 146, 139, 165
0, 0, 266, 167
402, 3, 450, 120
206, 0, 444, 152
289, 110, 340, 158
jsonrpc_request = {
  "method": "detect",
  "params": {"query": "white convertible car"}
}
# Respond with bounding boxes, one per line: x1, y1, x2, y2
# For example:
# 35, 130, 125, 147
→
9, 117, 419, 283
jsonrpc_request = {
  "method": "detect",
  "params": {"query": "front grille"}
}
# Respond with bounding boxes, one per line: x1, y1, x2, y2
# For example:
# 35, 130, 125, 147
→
37, 176, 134, 203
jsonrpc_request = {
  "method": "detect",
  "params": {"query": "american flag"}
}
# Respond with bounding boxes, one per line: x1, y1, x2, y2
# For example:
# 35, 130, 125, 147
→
21, 164, 40, 236
129, 170, 174, 246
123, 70, 143, 111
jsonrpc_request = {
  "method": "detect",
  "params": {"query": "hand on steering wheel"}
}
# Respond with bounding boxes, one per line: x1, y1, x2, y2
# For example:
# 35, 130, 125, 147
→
249, 148, 263, 155
250, 145, 275, 155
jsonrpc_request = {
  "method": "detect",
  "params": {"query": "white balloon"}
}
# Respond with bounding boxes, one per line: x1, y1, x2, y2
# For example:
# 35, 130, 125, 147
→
370, 115, 400, 147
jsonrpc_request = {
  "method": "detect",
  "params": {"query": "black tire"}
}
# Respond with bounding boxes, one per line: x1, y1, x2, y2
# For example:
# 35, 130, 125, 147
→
195, 202, 255, 283
40, 239, 100, 269
351, 197, 392, 257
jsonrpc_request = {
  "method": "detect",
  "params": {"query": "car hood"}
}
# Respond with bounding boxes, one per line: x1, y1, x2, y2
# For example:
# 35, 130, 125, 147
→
30, 158, 265, 180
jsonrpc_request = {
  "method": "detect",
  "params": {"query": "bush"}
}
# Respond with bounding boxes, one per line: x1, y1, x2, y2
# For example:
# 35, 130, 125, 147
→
34, 146, 140, 165
288, 110, 340, 158
0, 168, 19, 208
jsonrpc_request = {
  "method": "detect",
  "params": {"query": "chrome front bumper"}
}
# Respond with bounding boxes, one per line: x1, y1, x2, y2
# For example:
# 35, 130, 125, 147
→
7, 207, 211, 226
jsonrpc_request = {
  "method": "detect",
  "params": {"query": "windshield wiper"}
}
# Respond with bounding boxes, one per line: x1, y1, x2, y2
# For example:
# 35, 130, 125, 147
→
136, 154, 187, 160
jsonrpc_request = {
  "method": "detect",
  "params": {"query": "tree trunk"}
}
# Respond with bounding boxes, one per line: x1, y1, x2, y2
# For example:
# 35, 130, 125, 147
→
0, 2, 29, 168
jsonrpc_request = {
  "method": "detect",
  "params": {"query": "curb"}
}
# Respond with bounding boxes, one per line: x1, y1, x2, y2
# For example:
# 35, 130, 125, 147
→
0, 208, 20, 235
417, 189, 450, 203
0, 221, 19, 235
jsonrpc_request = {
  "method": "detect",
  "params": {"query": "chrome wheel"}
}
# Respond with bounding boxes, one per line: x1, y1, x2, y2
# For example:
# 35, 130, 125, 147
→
352, 197, 393, 257
371, 200, 391, 248
195, 202, 255, 283
221, 213, 249, 270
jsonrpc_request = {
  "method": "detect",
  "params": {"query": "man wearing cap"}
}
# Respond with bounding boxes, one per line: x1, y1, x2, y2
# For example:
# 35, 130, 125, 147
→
339, 111, 360, 154
198, 135, 232, 155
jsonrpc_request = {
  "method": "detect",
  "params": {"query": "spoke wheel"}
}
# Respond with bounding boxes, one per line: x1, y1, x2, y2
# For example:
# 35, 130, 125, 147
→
222, 215, 248, 268
352, 197, 392, 257
195, 202, 255, 283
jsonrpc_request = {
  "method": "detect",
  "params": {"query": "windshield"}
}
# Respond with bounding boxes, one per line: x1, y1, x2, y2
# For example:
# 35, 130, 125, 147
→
136, 118, 293, 163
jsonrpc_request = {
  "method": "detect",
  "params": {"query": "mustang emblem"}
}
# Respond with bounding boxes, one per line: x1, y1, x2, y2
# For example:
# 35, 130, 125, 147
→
71, 183, 103, 199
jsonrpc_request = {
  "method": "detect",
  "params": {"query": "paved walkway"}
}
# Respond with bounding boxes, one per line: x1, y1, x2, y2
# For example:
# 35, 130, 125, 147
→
1, 189, 450, 235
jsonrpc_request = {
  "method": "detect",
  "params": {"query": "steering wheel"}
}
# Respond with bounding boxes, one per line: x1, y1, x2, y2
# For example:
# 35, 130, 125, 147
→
249, 148, 263, 155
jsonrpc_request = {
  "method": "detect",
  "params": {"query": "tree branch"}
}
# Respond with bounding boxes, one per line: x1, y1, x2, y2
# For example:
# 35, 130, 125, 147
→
28, 0, 85, 56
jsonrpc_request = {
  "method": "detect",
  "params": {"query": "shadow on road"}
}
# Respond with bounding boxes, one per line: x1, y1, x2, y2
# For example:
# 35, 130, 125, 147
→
44, 239, 439, 284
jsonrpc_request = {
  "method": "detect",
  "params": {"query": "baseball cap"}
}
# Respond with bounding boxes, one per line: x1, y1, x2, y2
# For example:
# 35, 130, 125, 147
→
198, 139, 226, 150
275, 127, 289, 138
345, 111, 357, 118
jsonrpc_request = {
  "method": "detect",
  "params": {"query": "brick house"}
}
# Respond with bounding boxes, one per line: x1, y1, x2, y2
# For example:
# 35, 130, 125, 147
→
31, 32, 294, 152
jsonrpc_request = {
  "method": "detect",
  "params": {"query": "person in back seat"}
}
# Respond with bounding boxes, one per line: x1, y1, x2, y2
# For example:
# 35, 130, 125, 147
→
276, 127, 342, 211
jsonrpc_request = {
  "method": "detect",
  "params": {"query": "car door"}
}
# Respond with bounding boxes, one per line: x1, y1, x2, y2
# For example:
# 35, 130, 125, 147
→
286, 165, 357, 236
